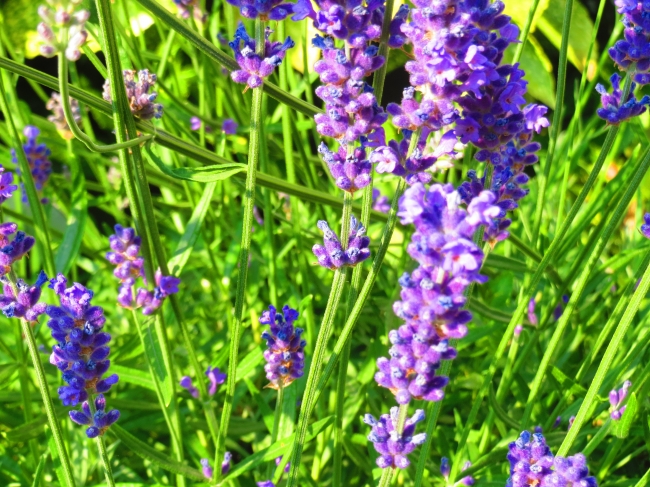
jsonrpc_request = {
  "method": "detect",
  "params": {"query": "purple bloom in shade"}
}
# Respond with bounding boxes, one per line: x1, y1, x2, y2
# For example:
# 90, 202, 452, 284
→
46, 92, 82, 137
528, 298, 538, 325
200, 458, 213, 479
507, 431, 598, 487
206, 366, 227, 395
568, 416, 575, 430
312, 216, 371, 269
140, 271, 181, 315
596, 74, 650, 125
275, 456, 290, 473
0, 269, 48, 321
553, 294, 569, 321
460, 461, 475, 486
388, 4, 409, 49
103, 70, 163, 120
180, 376, 199, 398
68, 394, 119, 438
260, 305, 306, 389
46, 274, 119, 407
553, 416, 562, 429
372, 188, 390, 214
172, 0, 206, 22
514, 325, 523, 337
222, 452, 233, 475
190, 116, 202, 131
609, 380, 631, 420
106, 224, 144, 281
12, 126, 52, 203
318, 142, 371, 192
258, 482, 275, 487
0, 165, 17, 204
440, 457, 450, 479
0, 224, 36, 277
229, 23, 294, 90
222, 118, 238, 135
364, 407, 427, 469
641, 213, 650, 239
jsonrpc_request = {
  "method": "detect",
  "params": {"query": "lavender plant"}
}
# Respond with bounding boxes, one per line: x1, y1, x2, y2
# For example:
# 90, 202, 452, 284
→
1, 0, 650, 486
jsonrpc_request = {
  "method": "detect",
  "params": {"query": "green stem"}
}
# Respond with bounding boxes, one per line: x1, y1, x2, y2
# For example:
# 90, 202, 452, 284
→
512, 0, 541, 64
266, 385, 285, 479
214, 16, 266, 484
15, 322, 39, 467
531, 0, 574, 244
557, 251, 650, 456
520, 145, 650, 429
58, 52, 153, 153
20, 319, 77, 487
96, 437, 116, 487
378, 468, 396, 487
371, 0, 395, 101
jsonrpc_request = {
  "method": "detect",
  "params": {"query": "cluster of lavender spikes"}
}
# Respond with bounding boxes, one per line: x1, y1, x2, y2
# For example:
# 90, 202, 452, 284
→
180, 366, 227, 398
37, 0, 89, 61
47, 92, 82, 137
596, 1, 650, 124
105, 225, 180, 315
11, 126, 52, 203
47, 274, 120, 437
229, 23, 294, 90
259, 305, 306, 389
507, 431, 597, 487
103, 70, 163, 120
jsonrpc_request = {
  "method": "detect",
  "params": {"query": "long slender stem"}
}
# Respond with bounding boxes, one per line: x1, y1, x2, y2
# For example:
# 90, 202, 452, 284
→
20, 320, 77, 487
266, 386, 285, 479
15, 323, 39, 466
96, 438, 116, 487
378, 468, 396, 487
214, 16, 266, 483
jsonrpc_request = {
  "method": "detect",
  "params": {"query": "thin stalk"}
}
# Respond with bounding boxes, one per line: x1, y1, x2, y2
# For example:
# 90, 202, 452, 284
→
531, 0, 574, 243
0, 67, 55, 278
15, 323, 39, 466
557, 251, 650, 456
96, 437, 116, 487
378, 468, 396, 487
371, 0, 395, 100
58, 52, 152, 152
214, 16, 266, 483
512, 0, 541, 64
20, 319, 76, 487
266, 386, 285, 479
520, 143, 650, 429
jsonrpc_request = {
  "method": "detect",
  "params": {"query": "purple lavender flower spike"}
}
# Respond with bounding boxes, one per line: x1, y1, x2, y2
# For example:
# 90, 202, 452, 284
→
0, 165, 17, 204
641, 213, 650, 239
12, 126, 52, 203
222, 118, 238, 134
440, 457, 450, 479
229, 23, 294, 90
596, 74, 650, 124
460, 461, 475, 486
514, 324, 523, 338
190, 116, 202, 131
200, 458, 213, 479
553, 416, 562, 429
257, 482, 275, 487
528, 298, 538, 325
46, 274, 119, 407
260, 305, 306, 389
47, 92, 82, 138
103, 70, 163, 120
312, 217, 370, 269
69, 394, 120, 438
206, 366, 227, 395
553, 294, 569, 321
609, 380, 631, 420
318, 142, 372, 192
172, 0, 207, 22
0, 270, 48, 321
507, 430, 598, 487
106, 224, 144, 281
372, 188, 390, 214
0, 227, 36, 277
222, 452, 233, 475
364, 407, 427, 469
180, 376, 199, 398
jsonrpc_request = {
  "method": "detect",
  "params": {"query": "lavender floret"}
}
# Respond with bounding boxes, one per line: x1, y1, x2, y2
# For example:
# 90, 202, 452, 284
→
609, 380, 631, 420
103, 70, 163, 120
12, 126, 52, 203
69, 394, 120, 438
0, 270, 48, 321
596, 74, 650, 124
260, 305, 306, 389
312, 216, 370, 269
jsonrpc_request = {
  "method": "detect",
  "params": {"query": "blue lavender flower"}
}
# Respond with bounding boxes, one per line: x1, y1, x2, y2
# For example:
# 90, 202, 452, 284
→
641, 213, 650, 239
69, 394, 120, 438
229, 23, 294, 90
506, 431, 597, 487
596, 74, 650, 124
460, 461, 475, 486
0, 223, 36, 277
12, 126, 52, 203
312, 216, 370, 270
200, 452, 232, 479
225, 0, 296, 20
553, 294, 570, 321
222, 118, 238, 135
364, 407, 427, 469
259, 305, 306, 389
528, 298, 538, 326
440, 457, 450, 479
609, 380, 631, 420
372, 188, 390, 214
0, 270, 48, 321
46, 274, 119, 408
318, 142, 371, 192
102, 70, 163, 120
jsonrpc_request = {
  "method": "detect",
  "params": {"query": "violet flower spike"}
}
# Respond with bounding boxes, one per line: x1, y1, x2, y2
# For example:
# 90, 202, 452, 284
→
47, 92, 81, 137
260, 305, 306, 389
609, 380, 631, 421
0, 223, 36, 277
640, 213, 650, 239
364, 407, 427, 469
206, 366, 227, 395
528, 298, 538, 326
103, 69, 163, 120
69, 394, 120, 439
180, 376, 199, 398
12, 125, 52, 203
312, 216, 370, 270
0, 270, 48, 321
596, 74, 649, 125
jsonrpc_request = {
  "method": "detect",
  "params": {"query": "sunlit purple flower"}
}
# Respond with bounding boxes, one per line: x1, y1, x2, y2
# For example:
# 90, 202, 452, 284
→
364, 407, 427, 469
609, 380, 631, 421
190, 116, 202, 131
514, 325, 523, 338
641, 213, 650, 239
318, 142, 371, 192
0, 270, 48, 321
312, 216, 370, 269
12, 126, 52, 203
222, 118, 238, 134
528, 299, 538, 326
460, 461, 475, 486
206, 366, 227, 395
0, 224, 36, 277
596, 74, 649, 124
180, 376, 199, 398
69, 394, 119, 438
260, 305, 306, 389
103, 69, 163, 120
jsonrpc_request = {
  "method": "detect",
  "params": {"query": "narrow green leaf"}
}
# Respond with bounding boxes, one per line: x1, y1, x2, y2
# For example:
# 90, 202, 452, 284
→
614, 393, 637, 439
109, 425, 204, 481
111, 364, 155, 391
54, 155, 87, 274
146, 145, 246, 183
0, 363, 18, 383
551, 366, 588, 395
144, 317, 172, 406
236, 347, 264, 381
31, 452, 48, 487
168, 182, 217, 275
2, 415, 48, 443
